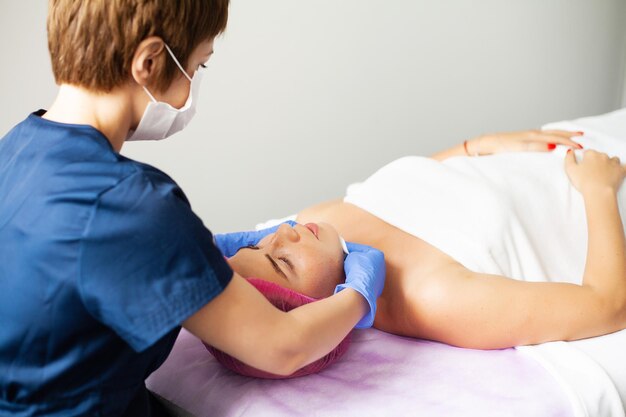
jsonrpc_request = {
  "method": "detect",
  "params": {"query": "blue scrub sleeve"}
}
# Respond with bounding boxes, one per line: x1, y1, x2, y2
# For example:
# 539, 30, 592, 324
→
78, 170, 233, 352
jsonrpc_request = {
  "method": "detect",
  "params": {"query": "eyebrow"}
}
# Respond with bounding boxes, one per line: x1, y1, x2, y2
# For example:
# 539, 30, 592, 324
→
265, 254, 288, 280
238, 245, 289, 280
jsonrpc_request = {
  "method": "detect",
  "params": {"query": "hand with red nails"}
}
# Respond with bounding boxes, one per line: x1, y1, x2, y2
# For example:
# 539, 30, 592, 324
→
564, 149, 626, 195
463, 129, 584, 156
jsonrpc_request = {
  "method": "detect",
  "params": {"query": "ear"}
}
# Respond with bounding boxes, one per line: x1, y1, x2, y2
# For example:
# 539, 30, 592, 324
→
130, 36, 166, 87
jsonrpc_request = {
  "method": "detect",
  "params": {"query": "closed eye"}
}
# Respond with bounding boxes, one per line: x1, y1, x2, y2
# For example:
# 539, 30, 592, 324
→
265, 254, 288, 280
280, 257, 295, 272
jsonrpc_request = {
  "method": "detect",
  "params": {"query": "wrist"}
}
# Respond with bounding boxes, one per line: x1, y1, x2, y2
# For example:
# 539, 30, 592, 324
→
465, 136, 487, 157
336, 285, 373, 328
348, 287, 369, 312
581, 185, 618, 205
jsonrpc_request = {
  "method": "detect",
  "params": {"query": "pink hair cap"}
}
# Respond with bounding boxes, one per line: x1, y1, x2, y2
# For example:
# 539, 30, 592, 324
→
204, 278, 351, 379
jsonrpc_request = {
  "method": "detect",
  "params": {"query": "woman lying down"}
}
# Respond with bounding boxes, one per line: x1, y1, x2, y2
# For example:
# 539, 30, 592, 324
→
222, 129, 626, 352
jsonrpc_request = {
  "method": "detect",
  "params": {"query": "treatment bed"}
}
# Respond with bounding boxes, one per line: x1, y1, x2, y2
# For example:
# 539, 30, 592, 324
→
147, 109, 626, 417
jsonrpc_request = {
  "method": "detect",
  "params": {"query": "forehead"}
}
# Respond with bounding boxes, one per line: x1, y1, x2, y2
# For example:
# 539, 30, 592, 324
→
231, 248, 282, 281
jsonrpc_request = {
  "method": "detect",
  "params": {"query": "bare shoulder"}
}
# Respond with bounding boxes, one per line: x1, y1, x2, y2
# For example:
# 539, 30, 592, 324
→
296, 198, 344, 223
297, 200, 395, 242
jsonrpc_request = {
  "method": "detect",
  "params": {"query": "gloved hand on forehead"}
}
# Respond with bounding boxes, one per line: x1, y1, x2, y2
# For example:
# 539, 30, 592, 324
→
335, 241, 386, 329
213, 220, 297, 258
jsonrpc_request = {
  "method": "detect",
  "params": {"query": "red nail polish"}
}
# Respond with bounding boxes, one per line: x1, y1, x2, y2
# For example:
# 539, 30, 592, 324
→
547, 143, 556, 150
567, 149, 572, 153
577, 144, 583, 149
577, 131, 584, 135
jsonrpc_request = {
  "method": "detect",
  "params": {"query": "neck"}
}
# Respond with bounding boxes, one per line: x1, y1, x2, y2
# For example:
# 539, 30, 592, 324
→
43, 84, 136, 153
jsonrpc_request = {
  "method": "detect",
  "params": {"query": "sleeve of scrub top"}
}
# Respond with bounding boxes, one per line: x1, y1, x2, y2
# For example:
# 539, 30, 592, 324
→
78, 170, 233, 352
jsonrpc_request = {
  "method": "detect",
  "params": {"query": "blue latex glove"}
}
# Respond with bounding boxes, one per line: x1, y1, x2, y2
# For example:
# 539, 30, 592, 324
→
334, 241, 386, 329
213, 220, 297, 258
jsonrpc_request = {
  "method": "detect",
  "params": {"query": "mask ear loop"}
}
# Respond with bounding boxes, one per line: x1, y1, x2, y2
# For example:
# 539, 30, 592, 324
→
141, 43, 193, 103
163, 43, 193, 82
142, 86, 158, 103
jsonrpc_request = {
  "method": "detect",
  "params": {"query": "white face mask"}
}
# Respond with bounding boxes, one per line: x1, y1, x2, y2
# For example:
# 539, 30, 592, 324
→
126, 44, 202, 141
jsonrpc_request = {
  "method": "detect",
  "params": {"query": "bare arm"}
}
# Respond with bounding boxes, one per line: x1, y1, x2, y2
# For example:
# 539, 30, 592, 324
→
183, 272, 367, 376
568, 150, 626, 307
431, 139, 476, 161
411, 150, 626, 349
430, 130, 582, 161
583, 187, 626, 303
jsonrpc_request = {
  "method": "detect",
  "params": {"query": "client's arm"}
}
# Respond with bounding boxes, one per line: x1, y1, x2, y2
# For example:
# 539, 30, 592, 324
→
430, 130, 583, 161
408, 150, 626, 349
566, 150, 626, 307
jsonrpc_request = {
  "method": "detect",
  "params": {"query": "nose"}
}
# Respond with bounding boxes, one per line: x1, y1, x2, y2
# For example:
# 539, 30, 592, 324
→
275, 223, 300, 243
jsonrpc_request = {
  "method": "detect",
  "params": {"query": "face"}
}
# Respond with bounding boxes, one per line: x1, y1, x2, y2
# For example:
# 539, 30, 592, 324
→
156, 38, 215, 109
227, 222, 346, 299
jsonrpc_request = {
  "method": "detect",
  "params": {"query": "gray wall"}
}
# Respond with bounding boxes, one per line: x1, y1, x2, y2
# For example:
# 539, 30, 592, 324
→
1, 1, 625, 233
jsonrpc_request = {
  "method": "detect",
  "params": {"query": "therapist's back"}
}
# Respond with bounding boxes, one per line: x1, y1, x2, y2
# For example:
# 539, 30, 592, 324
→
0, 1, 385, 416
0, 110, 223, 415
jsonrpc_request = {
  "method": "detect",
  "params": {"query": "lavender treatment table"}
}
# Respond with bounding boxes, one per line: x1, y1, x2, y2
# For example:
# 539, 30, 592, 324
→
147, 328, 572, 417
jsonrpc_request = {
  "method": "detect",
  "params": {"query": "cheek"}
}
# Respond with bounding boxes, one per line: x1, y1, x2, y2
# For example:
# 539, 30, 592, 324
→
299, 257, 344, 298
162, 76, 190, 109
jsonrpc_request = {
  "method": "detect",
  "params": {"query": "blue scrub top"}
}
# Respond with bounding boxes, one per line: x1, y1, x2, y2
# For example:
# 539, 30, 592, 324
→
0, 111, 233, 416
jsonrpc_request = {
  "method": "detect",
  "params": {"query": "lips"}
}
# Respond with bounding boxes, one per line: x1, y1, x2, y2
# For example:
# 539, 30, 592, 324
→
304, 223, 319, 240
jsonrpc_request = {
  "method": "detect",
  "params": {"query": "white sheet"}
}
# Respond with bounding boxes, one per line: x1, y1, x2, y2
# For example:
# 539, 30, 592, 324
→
342, 108, 626, 417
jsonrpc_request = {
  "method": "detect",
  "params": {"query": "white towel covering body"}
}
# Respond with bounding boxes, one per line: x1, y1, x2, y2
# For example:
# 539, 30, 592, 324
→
343, 108, 626, 417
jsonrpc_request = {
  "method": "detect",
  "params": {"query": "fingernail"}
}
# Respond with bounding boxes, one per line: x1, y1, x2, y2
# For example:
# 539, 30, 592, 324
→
547, 143, 556, 150
577, 131, 584, 135
567, 149, 572, 153
577, 144, 583, 149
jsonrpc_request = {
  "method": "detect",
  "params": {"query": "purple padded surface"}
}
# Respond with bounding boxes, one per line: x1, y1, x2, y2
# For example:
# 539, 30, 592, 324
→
147, 328, 573, 417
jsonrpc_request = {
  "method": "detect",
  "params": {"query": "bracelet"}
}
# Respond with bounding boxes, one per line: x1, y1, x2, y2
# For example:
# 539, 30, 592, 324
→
463, 139, 481, 157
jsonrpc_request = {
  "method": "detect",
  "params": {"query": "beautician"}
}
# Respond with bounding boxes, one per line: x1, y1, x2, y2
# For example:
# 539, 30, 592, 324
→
0, 1, 385, 416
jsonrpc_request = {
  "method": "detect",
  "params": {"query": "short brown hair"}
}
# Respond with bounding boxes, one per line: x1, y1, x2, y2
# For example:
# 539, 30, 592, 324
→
47, 0, 229, 92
